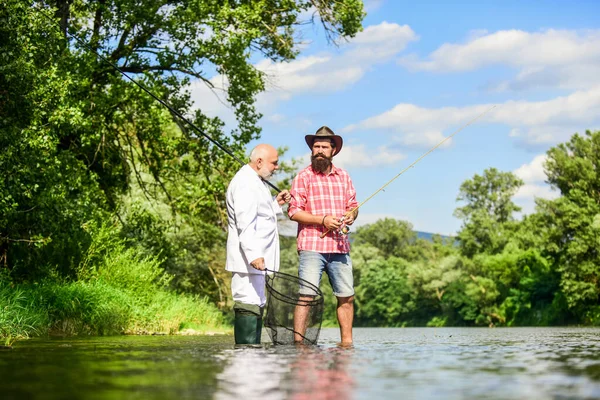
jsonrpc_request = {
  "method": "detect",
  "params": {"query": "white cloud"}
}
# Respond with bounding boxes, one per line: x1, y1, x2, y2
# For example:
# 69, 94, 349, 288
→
265, 113, 285, 124
514, 183, 557, 200
188, 75, 236, 126
344, 103, 491, 132
491, 64, 600, 92
256, 56, 363, 99
297, 143, 405, 169
188, 22, 418, 124
257, 22, 418, 107
400, 29, 600, 72
344, 85, 600, 148
513, 182, 560, 216
512, 154, 559, 216
363, 0, 384, 12
394, 130, 452, 148
399, 29, 600, 90
513, 154, 547, 183
334, 144, 406, 168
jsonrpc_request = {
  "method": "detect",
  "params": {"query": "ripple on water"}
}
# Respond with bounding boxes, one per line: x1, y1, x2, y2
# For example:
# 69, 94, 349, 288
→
1, 327, 600, 399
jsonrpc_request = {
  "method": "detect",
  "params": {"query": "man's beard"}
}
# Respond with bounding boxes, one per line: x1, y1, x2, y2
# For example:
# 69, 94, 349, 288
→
311, 154, 332, 173
258, 165, 273, 179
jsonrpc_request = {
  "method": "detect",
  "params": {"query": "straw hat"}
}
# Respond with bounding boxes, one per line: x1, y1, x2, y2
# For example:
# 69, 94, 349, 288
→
304, 126, 343, 156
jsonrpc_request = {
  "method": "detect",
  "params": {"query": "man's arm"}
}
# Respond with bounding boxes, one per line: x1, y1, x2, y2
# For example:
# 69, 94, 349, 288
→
344, 208, 359, 226
290, 211, 342, 231
344, 174, 359, 226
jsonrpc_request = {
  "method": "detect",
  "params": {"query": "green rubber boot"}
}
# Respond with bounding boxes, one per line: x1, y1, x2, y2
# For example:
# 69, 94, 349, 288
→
233, 302, 262, 345
255, 313, 263, 344
234, 312, 260, 344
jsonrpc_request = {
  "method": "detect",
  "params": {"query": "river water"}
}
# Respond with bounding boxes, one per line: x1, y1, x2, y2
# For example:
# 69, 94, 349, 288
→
1, 327, 600, 399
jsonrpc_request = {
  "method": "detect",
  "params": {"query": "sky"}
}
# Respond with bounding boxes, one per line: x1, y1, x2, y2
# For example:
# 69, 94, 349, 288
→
190, 0, 600, 236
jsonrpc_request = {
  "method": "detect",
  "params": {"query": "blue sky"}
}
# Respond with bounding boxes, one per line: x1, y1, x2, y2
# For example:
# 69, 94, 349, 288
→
191, 0, 600, 236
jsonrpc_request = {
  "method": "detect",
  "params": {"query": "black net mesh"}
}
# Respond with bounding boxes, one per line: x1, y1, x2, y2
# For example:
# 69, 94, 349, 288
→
264, 270, 324, 345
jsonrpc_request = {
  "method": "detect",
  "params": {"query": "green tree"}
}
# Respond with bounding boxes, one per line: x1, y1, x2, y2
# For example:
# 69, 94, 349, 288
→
499, 249, 563, 326
1, 0, 365, 282
404, 255, 463, 326
353, 218, 419, 260
532, 130, 600, 323
454, 168, 524, 257
355, 256, 417, 326
0, 1, 107, 279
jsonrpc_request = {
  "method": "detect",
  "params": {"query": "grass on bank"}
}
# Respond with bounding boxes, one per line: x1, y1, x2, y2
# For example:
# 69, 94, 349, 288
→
0, 222, 229, 347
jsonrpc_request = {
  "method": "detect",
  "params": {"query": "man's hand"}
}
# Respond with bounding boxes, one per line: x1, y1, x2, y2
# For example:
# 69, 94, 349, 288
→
323, 215, 342, 230
276, 189, 292, 205
344, 209, 358, 226
250, 257, 266, 271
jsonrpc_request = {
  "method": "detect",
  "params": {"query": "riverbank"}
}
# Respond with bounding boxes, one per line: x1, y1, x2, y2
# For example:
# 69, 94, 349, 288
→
0, 224, 230, 347
0, 279, 230, 347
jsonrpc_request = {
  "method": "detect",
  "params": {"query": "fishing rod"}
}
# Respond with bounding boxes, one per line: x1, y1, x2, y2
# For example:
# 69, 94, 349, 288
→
34, 2, 283, 193
320, 105, 497, 238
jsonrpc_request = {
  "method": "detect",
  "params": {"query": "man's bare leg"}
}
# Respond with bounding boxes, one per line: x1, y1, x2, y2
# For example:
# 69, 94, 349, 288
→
293, 296, 313, 342
337, 296, 354, 345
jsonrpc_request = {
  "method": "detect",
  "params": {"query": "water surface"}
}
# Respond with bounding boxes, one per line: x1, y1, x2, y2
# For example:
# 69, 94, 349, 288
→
1, 327, 600, 399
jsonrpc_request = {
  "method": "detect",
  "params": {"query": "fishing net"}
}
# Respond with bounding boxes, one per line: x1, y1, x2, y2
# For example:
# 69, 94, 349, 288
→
265, 270, 324, 345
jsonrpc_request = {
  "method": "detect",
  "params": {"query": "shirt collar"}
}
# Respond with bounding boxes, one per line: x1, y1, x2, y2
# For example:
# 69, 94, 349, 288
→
243, 164, 262, 181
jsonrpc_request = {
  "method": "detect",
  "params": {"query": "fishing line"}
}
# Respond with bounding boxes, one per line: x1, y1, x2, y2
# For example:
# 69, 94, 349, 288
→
32, 2, 283, 193
321, 105, 497, 238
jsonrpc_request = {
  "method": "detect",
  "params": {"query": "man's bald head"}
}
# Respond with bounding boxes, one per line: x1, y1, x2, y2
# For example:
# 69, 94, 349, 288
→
249, 144, 279, 179
250, 144, 277, 163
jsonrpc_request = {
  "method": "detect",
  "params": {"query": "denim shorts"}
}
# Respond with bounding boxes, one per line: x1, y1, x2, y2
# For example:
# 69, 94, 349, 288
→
298, 251, 354, 297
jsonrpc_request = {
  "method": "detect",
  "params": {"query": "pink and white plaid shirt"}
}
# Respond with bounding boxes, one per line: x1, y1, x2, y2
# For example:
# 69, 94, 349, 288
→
288, 164, 358, 253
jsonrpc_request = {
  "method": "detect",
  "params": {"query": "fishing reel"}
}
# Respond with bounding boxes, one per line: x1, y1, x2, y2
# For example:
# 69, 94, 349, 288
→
337, 216, 350, 235
320, 215, 351, 239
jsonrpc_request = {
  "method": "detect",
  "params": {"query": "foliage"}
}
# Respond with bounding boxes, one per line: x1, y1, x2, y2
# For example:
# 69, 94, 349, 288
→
1, 0, 365, 284
532, 130, 600, 322
355, 256, 416, 326
454, 168, 524, 257
0, 221, 226, 344
0, 285, 48, 346
353, 218, 416, 259
0, 0, 107, 279
499, 249, 565, 326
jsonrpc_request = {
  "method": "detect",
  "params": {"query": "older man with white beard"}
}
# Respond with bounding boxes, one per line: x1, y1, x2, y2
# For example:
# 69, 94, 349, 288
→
226, 144, 290, 345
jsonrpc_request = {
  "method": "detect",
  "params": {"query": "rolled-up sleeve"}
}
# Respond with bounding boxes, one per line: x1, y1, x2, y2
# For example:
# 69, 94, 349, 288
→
346, 175, 358, 211
288, 173, 307, 218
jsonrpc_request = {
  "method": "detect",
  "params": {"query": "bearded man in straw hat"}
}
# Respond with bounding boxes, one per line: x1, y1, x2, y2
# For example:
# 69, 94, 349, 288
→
288, 126, 359, 346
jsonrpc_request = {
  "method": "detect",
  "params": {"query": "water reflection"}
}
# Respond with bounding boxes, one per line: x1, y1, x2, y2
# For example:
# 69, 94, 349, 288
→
214, 343, 354, 400
1, 328, 600, 399
288, 346, 354, 400
214, 347, 285, 400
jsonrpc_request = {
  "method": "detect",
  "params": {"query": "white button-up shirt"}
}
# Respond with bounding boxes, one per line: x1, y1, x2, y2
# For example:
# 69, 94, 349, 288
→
226, 164, 282, 274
